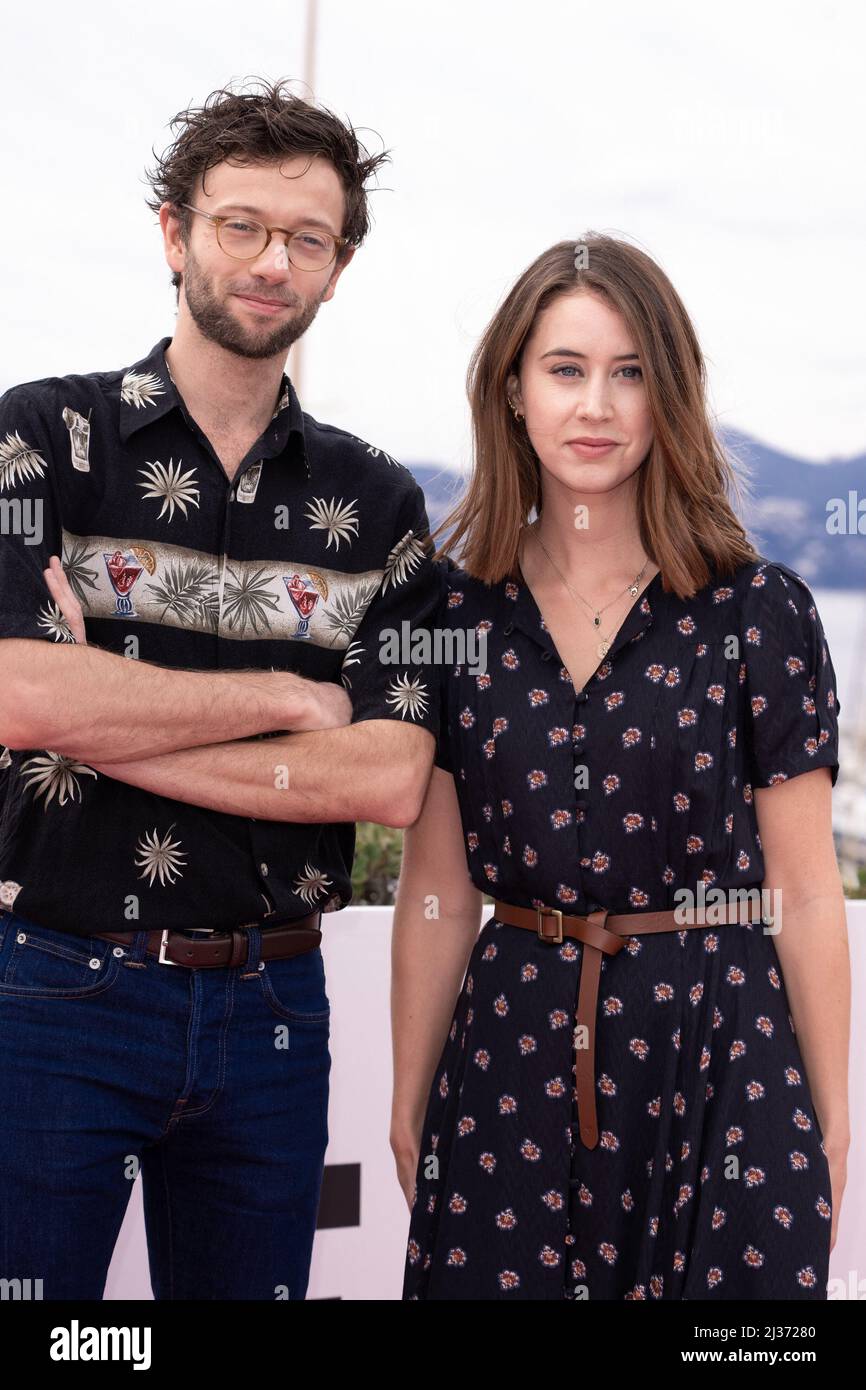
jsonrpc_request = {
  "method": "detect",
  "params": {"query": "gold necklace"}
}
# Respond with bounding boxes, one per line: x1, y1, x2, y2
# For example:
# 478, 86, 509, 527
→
530, 525, 651, 659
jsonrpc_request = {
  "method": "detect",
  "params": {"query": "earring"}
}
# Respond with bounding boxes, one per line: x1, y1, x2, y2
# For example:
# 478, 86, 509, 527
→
509, 400, 524, 421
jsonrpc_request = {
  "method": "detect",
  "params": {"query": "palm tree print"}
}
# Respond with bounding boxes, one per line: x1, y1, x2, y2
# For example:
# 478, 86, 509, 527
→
36, 602, 76, 643
61, 537, 101, 606
135, 825, 187, 887
146, 558, 219, 631
220, 565, 282, 635
121, 370, 167, 409
385, 672, 430, 721
19, 752, 97, 809
340, 639, 365, 690
138, 459, 201, 522
0, 431, 47, 492
304, 496, 360, 551
293, 861, 333, 906
321, 577, 379, 644
382, 529, 427, 592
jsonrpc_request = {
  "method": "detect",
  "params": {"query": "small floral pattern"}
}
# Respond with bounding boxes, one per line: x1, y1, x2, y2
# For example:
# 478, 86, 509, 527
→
403, 556, 840, 1300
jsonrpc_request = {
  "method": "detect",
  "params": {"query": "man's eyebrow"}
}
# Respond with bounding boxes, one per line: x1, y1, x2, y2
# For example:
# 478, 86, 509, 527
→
539, 348, 641, 362
214, 203, 338, 232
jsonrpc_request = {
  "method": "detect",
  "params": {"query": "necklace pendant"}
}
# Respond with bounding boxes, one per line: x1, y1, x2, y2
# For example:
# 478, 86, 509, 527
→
629, 584, 638, 596
593, 614, 600, 626
597, 639, 610, 658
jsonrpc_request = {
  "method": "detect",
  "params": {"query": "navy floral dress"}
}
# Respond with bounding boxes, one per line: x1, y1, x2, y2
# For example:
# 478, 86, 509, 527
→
402, 551, 841, 1301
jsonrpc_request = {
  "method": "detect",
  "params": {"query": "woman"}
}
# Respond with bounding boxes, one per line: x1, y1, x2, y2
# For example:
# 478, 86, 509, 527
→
390, 234, 849, 1300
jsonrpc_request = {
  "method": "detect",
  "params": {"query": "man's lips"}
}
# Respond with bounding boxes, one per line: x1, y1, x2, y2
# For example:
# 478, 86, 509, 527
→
235, 293, 292, 313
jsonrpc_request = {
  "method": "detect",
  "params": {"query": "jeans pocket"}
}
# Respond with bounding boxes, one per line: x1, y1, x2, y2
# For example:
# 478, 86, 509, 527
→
258, 945, 331, 1023
0, 915, 122, 999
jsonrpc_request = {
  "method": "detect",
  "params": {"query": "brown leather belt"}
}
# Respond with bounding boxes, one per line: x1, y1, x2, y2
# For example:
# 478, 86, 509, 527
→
94, 909, 323, 969
491, 897, 764, 1150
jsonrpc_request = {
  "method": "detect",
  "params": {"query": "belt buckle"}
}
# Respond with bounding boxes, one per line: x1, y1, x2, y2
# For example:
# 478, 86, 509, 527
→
537, 905, 563, 944
158, 929, 181, 966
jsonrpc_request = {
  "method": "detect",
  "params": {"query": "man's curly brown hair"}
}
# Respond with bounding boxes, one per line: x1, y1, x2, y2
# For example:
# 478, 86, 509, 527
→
144, 75, 390, 297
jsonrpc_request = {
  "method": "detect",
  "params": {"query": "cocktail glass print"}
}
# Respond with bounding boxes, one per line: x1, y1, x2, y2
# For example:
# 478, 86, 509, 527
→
284, 573, 320, 638
103, 549, 145, 617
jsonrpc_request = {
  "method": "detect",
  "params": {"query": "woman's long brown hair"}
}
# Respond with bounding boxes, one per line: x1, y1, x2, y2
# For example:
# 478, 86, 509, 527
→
431, 234, 760, 599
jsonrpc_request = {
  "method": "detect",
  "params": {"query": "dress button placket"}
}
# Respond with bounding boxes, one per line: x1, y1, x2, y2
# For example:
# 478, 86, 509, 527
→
567, 684, 590, 1290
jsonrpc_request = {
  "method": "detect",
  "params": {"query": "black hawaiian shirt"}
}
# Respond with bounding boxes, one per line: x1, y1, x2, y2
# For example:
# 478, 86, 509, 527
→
0, 337, 439, 936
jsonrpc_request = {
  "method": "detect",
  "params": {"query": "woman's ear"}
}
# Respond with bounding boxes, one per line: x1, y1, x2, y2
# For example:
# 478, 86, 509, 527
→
505, 372, 523, 412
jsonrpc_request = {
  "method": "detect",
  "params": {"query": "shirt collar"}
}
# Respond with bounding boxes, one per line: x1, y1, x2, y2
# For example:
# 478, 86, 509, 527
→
118, 336, 309, 477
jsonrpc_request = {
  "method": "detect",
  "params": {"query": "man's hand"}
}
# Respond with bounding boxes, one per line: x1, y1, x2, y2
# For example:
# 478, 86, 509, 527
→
292, 679, 353, 731
43, 554, 87, 644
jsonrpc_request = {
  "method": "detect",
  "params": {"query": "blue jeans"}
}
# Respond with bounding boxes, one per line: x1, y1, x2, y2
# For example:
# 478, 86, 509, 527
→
0, 908, 331, 1300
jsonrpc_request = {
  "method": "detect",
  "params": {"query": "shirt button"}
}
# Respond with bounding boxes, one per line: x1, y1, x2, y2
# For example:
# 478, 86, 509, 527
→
503, 621, 514, 635
541, 650, 553, 661
260, 862, 269, 876
575, 691, 589, 704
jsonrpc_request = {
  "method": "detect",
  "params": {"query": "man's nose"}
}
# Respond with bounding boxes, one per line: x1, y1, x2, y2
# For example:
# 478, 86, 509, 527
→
249, 235, 294, 280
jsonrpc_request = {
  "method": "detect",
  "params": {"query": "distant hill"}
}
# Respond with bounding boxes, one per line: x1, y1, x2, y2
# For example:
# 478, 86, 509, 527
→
406, 430, 866, 590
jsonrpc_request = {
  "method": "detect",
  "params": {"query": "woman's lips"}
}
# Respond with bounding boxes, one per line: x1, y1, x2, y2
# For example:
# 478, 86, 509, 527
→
567, 440, 618, 458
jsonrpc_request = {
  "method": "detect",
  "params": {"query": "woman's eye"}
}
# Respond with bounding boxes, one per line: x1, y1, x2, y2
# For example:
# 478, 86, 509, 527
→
550, 364, 643, 380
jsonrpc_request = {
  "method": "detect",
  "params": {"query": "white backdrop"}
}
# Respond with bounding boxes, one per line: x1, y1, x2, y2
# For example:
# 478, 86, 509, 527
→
103, 901, 866, 1300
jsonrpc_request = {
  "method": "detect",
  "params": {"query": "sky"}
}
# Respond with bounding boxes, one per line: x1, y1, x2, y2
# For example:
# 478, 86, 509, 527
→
1, 0, 863, 472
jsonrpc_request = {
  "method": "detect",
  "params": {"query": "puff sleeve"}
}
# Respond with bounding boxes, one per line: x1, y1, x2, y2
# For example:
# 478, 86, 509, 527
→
432, 557, 456, 775
741, 561, 841, 789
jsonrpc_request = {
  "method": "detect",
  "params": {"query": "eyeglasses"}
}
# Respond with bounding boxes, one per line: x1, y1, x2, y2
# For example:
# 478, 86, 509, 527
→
179, 203, 348, 271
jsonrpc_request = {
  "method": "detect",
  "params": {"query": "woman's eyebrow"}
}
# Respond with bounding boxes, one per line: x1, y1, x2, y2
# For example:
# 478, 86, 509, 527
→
539, 347, 640, 361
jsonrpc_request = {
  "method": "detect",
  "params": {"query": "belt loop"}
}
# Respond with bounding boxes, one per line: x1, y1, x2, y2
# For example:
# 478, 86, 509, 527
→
243, 924, 263, 973
127, 929, 151, 964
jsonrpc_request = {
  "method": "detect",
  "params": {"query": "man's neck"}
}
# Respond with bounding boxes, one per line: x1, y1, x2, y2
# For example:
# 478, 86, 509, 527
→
164, 318, 288, 439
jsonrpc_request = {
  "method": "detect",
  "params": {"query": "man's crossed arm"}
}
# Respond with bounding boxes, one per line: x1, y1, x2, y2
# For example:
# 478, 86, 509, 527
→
0, 555, 435, 828
85, 719, 433, 828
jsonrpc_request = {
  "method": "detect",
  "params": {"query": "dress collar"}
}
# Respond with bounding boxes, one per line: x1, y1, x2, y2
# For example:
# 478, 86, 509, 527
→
504, 559, 662, 669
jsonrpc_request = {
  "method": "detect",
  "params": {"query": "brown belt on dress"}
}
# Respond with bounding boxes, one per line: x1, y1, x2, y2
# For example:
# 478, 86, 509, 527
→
490, 897, 765, 1151
93, 909, 323, 969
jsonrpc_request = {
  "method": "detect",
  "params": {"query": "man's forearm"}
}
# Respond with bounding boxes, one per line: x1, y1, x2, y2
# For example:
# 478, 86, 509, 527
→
88, 720, 434, 827
0, 638, 312, 762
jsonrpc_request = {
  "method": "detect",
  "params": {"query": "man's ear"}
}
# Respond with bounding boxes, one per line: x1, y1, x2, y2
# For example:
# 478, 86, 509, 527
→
159, 201, 186, 279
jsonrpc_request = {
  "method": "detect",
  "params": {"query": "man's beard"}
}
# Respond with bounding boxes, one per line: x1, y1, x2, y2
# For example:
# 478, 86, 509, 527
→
180, 250, 327, 360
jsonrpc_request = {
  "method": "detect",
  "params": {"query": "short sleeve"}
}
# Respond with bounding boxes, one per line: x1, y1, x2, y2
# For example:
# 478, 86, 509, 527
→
0, 386, 69, 644
432, 559, 455, 774
342, 480, 440, 737
742, 561, 841, 789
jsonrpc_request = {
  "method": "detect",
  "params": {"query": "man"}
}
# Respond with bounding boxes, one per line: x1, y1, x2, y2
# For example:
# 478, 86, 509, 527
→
0, 78, 439, 1300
